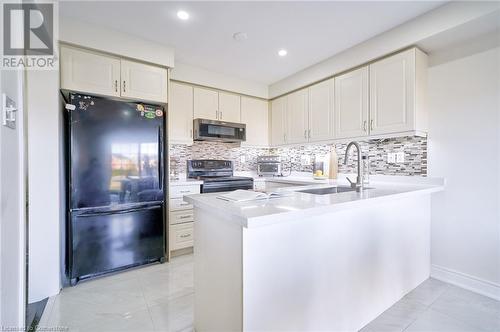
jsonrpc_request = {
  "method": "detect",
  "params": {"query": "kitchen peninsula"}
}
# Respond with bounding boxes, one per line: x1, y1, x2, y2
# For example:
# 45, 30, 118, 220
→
185, 175, 444, 331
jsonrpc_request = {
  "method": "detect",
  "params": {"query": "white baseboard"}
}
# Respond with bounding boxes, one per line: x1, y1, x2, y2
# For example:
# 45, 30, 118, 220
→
431, 264, 500, 301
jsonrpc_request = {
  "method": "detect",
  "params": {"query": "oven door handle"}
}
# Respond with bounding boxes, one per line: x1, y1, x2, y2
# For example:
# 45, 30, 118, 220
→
202, 180, 253, 193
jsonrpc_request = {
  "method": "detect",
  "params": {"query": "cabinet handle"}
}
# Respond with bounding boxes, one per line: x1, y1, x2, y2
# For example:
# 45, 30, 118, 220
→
179, 215, 192, 219
220, 111, 222, 119
114, 80, 118, 93
180, 202, 190, 206
180, 190, 190, 193
190, 129, 193, 138
370, 119, 374, 131
216, 110, 218, 119
284, 133, 287, 143
304, 130, 307, 139
180, 234, 191, 238
363, 120, 367, 132
123, 81, 126, 93
308, 129, 311, 139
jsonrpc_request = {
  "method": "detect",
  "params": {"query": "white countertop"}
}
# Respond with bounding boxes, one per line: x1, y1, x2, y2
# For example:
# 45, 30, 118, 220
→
184, 175, 445, 228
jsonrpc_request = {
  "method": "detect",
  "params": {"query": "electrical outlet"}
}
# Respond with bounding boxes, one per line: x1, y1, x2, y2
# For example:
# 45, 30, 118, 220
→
240, 155, 246, 163
387, 153, 396, 163
396, 152, 405, 163
301, 155, 311, 166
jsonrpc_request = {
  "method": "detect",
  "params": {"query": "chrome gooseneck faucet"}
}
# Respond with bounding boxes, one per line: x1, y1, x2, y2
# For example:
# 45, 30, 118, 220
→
344, 141, 363, 191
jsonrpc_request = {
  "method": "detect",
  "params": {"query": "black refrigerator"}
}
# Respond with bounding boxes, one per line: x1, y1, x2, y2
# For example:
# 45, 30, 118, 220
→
65, 93, 166, 285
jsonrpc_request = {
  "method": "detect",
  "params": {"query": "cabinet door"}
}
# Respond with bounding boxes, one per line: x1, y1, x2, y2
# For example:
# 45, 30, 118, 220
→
218, 92, 241, 122
309, 79, 334, 142
241, 97, 269, 147
60, 46, 120, 97
169, 82, 194, 144
334, 66, 369, 139
193, 87, 219, 120
286, 88, 309, 144
120, 60, 168, 103
270, 97, 287, 146
369, 49, 415, 135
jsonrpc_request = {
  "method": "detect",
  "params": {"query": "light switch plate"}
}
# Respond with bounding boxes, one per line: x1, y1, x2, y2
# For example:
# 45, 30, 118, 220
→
396, 152, 405, 163
240, 155, 246, 163
387, 153, 396, 163
2, 93, 17, 129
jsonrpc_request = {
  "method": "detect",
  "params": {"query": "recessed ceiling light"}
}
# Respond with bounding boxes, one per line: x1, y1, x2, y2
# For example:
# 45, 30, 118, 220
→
278, 49, 288, 57
177, 10, 189, 20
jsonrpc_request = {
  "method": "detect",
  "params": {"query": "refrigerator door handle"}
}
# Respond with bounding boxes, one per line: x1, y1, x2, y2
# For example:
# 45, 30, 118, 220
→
158, 126, 163, 189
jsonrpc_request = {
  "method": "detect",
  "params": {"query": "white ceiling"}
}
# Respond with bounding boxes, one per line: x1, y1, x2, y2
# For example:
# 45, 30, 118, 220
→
59, 1, 446, 85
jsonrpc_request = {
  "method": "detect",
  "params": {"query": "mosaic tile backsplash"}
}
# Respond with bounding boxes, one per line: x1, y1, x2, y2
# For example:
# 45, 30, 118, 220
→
169, 136, 427, 177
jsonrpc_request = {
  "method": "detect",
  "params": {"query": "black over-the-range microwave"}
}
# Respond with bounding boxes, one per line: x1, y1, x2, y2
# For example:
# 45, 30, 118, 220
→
193, 119, 246, 143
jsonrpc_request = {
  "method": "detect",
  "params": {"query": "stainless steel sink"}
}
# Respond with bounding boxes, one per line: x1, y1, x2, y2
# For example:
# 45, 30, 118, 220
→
297, 186, 372, 195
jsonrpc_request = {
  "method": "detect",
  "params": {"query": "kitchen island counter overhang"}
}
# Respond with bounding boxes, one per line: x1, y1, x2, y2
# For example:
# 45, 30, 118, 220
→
185, 176, 444, 331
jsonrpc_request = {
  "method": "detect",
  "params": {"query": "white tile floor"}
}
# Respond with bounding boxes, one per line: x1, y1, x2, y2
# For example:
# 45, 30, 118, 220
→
40, 254, 500, 332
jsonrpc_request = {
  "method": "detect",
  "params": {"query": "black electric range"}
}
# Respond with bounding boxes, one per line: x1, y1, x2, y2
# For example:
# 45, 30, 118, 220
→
187, 160, 254, 193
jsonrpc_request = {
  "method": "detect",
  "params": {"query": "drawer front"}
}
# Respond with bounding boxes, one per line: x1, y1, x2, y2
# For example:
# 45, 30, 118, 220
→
170, 223, 194, 250
169, 210, 194, 225
169, 198, 193, 211
170, 185, 200, 199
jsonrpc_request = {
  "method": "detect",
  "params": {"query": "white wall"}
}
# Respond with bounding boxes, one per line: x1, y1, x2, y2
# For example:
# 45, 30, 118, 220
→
171, 62, 269, 99
59, 17, 175, 68
0, 69, 26, 328
427, 46, 500, 298
269, 1, 500, 98
25, 69, 61, 302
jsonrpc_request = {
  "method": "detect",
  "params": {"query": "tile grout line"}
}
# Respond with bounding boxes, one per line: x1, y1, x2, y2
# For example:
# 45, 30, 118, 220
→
400, 282, 451, 332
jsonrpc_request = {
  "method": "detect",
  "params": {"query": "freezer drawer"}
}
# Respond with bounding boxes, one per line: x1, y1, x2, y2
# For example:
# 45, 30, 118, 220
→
69, 204, 164, 281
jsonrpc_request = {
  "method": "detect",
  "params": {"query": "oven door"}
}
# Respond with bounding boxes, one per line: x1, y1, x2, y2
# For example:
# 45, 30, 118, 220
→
202, 180, 253, 193
194, 119, 246, 143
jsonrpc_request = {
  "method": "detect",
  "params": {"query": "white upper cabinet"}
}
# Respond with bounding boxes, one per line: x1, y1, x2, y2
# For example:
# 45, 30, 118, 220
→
218, 92, 241, 123
271, 97, 287, 146
193, 87, 219, 121
120, 60, 168, 103
308, 79, 334, 142
60, 45, 169, 104
60, 46, 121, 97
286, 88, 309, 144
241, 97, 269, 147
369, 48, 416, 135
169, 82, 194, 144
334, 66, 369, 139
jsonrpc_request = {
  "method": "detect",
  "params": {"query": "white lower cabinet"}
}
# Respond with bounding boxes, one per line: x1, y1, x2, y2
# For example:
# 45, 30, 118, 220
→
168, 183, 200, 255
169, 223, 194, 251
